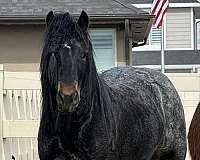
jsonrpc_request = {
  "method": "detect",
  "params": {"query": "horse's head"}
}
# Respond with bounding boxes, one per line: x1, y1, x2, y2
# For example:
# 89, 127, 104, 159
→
43, 10, 91, 114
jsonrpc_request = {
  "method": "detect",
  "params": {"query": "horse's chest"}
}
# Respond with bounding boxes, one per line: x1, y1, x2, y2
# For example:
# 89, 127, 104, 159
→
59, 126, 79, 150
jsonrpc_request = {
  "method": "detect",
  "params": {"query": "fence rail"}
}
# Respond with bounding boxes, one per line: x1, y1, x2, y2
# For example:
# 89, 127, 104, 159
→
0, 64, 200, 160
0, 65, 41, 160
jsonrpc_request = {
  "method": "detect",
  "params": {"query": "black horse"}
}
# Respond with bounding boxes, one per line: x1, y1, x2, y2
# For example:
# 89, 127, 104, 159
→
38, 10, 187, 160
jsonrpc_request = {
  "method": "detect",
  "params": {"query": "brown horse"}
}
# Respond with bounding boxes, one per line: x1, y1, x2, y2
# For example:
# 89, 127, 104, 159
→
188, 102, 200, 160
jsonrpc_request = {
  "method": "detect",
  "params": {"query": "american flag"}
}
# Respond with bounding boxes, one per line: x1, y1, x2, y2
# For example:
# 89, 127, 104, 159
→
151, 0, 169, 28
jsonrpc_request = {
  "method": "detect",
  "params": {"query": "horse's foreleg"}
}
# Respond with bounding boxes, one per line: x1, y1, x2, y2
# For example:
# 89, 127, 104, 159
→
38, 136, 69, 160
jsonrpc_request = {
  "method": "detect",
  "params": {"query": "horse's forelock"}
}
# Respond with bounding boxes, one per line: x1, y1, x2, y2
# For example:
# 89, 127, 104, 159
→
44, 13, 90, 55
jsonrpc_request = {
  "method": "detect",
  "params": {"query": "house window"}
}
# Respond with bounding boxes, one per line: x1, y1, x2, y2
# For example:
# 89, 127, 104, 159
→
147, 26, 161, 45
89, 29, 116, 72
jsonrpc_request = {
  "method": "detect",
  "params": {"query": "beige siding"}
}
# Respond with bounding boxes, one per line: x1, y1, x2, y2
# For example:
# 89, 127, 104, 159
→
0, 25, 125, 68
166, 8, 192, 49
0, 25, 45, 64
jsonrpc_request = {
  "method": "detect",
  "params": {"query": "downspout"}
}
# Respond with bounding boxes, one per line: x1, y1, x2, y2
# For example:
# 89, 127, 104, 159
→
195, 20, 200, 51
125, 19, 148, 65
132, 38, 147, 47
125, 19, 131, 65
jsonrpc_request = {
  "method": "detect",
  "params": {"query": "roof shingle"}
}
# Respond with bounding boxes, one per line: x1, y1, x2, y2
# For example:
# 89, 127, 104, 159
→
0, 0, 148, 17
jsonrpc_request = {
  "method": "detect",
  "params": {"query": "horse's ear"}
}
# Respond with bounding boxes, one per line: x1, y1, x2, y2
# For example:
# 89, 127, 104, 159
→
46, 11, 54, 26
77, 10, 89, 31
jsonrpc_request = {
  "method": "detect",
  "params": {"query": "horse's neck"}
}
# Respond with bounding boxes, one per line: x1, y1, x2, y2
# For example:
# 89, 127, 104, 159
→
86, 75, 110, 108
84, 74, 114, 128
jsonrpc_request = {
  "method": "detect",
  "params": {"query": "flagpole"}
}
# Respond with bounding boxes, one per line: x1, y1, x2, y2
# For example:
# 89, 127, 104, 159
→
151, 0, 169, 73
161, 19, 165, 73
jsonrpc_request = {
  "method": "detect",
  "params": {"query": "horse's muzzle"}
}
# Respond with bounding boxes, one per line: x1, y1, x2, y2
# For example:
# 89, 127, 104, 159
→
56, 82, 80, 113
56, 90, 80, 113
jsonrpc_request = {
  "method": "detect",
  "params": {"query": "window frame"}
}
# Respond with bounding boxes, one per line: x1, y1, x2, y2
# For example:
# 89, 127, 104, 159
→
89, 28, 117, 72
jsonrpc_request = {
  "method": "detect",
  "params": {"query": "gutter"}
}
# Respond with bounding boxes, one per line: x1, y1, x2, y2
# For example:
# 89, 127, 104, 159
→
0, 14, 153, 24
132, 14, 154, 48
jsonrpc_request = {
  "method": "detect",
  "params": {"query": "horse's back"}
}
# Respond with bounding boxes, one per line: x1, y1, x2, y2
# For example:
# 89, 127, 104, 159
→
101, 66, 183, 112
101, 66, 175, 93
101, 67, 182, 110
101, 66, 187, 159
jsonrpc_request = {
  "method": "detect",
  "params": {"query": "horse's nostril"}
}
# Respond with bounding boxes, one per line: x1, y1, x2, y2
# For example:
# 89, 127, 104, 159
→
58, 91, 65, 102
56, 90, 80, 113
58, 105, 62, 110
72, 91, 80, 105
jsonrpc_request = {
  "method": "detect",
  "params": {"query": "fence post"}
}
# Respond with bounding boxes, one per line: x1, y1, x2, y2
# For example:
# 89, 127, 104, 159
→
0, 64, 5, 160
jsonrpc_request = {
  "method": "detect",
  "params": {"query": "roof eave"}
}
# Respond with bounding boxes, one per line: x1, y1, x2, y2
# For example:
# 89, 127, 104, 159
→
0, 14, 153, 24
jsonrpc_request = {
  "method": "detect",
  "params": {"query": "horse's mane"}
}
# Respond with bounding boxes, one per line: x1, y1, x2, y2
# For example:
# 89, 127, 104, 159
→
39, 12, 116, 147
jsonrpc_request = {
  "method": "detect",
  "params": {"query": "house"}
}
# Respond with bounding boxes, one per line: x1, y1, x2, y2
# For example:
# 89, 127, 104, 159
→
0, 0, 153, 72
132, 0, 200, 73
0, 1, 155, 159
0, 2, 199, 160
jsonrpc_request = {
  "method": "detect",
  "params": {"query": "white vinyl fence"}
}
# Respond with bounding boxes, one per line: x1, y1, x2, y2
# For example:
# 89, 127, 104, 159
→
0, 64, 41, 160
167, 73, 200, 160
0, 64, 199, 160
